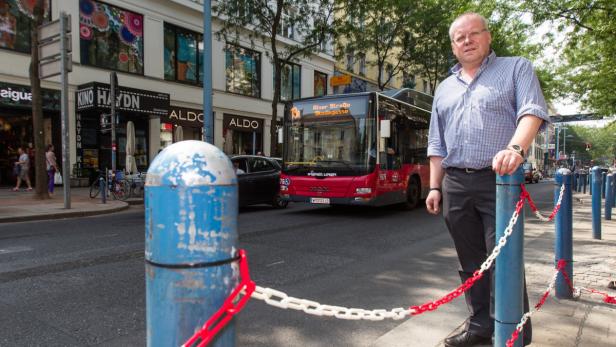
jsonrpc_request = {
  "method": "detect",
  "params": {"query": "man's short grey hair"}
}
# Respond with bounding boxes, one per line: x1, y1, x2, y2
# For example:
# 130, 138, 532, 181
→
449, 12, 490, 40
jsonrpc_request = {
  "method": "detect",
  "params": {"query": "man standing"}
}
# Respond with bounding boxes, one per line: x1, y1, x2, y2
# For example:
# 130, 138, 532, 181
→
426, 12, 549, 347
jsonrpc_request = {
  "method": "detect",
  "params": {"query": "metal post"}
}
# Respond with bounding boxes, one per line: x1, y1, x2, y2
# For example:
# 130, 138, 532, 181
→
202, 0, 213, 143
592, 166, 602, 239
554, 169, 573, 298
573, 173, 578, 192
145, 141, 238, 346
495, 167, 525, 347
605, 174, 613, 220
110, 72, 117, 173
60, 13, 71, 209
613, 174, 616, 207
100, 175, 106, 204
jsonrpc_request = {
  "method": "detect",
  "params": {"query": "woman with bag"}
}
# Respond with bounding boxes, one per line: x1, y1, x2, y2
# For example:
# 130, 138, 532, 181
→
46, 144, 59, 196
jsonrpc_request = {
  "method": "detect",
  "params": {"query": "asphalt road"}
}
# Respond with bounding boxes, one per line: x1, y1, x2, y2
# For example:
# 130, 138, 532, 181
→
0, 180, 556, 346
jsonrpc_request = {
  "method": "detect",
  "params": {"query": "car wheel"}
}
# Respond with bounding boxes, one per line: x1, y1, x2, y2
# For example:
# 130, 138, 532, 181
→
272, 194, 289, 209
402, 176, 421, 210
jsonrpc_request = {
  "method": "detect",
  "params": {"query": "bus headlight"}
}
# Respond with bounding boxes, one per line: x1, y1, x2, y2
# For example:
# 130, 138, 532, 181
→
355, 187, 372, 194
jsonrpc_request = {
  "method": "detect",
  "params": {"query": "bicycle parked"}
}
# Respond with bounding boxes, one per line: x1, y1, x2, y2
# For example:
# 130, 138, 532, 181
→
89, 169, 129, 201
124, 172, 146, 199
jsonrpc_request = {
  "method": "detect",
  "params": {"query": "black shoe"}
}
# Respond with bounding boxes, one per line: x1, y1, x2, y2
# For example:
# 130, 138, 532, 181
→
444, 331, 492, 347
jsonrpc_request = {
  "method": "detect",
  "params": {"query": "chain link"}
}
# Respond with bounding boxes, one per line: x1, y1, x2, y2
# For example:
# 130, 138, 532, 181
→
525, 184, 565, 222
251, 286, 414, 320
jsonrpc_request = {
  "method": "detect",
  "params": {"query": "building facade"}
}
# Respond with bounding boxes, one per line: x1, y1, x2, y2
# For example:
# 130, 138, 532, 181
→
0, 0, 334, 184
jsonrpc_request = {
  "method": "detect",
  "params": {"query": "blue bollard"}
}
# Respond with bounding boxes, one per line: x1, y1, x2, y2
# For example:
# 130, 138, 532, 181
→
613, 174, 616, 207
589, 172, 593, 195
605, 174, 613, 220
573, 173, 578, 192
145, 141, 239, 347
554, 169, 573, 298
582, 173, 587, 194
495, 167, 525, 347
602, 172, 607, 199
592, 166, 602, 239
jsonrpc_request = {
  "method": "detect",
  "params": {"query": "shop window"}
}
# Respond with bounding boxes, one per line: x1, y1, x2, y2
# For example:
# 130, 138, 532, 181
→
163, 23, 203, 85
0, 0, 51, 53
79, 0, 144, 74
225, 44, 261, 98
278, 62, 300, 101
314, 70, 327, 97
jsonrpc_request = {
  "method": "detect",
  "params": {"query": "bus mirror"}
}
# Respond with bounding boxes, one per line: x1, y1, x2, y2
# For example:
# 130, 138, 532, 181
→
380, 120, 391, 138
277, 128, 283, 144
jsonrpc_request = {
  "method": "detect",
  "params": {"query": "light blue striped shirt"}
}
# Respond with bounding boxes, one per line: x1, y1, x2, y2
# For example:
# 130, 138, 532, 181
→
427, 51, 550, 169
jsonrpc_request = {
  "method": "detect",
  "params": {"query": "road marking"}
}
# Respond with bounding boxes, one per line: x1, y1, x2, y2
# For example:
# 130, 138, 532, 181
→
0, 246, 33, 255
266, 260, 285, 267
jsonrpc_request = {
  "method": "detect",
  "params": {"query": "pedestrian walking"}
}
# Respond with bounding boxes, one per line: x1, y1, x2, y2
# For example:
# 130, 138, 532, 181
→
46, 144, 59, 196
13, 147, 33, 191
425, 12, 550, 347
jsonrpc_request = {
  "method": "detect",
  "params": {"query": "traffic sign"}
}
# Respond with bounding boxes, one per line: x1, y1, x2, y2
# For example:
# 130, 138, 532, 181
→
38, 14, 71, 42
39, 56, 72, 79
39, 35, 71, 61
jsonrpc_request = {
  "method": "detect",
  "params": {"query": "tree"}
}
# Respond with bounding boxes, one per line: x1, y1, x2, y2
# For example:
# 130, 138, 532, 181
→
517, 0, 616, 116
336, 0, 411, 91
29, 0, 48, 199
213, 0, 336, 156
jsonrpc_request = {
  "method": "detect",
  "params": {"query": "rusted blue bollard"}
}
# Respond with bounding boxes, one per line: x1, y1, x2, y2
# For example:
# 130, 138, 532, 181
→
145, 141, 239, 347
605, 174, 613, 220
495, 167, 524, 347
554, 169, 573, 298
592, 166, 602, 239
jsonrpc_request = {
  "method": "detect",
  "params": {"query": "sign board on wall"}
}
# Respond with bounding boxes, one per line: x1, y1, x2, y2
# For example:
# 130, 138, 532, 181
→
223, 114, 263, 132
161, 106, 205, 128
330, 74, 352, 87
75, 82, 170, 116
0, 82, 61, 111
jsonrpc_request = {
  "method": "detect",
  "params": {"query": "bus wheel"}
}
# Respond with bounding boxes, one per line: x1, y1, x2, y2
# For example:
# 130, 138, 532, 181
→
404, 177, 421, 210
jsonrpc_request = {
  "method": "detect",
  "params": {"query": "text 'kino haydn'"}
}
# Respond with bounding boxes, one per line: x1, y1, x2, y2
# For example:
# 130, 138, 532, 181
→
77, 89, 140, 109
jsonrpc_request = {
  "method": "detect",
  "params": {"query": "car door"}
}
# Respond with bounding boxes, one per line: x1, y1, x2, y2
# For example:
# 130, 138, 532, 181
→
248, 157, 279, 204
231, 157, 251, 206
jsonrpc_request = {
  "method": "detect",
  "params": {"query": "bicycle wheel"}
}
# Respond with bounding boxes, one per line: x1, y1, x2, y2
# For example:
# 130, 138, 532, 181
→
89, 179, 101, 198
111, 180, 130, 201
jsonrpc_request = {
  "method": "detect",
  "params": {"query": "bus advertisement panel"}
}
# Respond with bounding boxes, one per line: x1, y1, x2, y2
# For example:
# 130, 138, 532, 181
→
280, 89, 432, 208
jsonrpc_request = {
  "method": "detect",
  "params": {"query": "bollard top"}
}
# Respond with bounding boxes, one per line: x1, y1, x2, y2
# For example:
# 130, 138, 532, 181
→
592, 166, 601, 172
146, 140, 236, 187
495, 166, 524, 185
555, 168, 572, 185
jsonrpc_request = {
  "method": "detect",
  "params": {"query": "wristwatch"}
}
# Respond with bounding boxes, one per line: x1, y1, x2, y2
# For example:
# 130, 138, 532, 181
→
507, 144, 525, 158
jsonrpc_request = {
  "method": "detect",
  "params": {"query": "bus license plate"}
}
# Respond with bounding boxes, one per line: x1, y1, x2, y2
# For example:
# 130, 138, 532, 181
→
310, 197, 330, 204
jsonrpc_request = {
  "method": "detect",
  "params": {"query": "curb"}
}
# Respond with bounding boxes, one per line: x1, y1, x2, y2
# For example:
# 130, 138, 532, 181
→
0, 203, 130, 224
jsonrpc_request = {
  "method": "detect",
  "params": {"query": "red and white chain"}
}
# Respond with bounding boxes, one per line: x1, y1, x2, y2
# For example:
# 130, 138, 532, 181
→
250, 286, 414, 320
506, 265, 560, 347
249, 193, 526, 321
524, 184, 565, 222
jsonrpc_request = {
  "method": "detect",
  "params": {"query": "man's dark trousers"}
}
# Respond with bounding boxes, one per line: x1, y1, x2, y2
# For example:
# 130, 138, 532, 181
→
443, 168, 531, 343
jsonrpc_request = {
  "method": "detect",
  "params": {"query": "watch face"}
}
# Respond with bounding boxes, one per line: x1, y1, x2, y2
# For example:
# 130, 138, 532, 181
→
512, 145, 521, 151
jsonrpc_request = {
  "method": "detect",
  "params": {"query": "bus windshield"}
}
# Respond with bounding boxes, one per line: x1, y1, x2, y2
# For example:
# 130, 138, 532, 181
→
284, 95, 376, 176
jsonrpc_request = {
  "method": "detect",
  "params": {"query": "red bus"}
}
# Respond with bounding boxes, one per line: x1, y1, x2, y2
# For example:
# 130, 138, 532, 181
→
280, 88, 433, 208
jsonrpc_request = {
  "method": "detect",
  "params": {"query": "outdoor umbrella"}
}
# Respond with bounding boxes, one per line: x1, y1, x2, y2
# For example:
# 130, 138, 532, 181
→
174, 125, 184, 142
125, 121, 138, 174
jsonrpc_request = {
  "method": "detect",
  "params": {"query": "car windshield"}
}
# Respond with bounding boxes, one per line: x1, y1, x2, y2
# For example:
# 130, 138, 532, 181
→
284, 95, 375, 176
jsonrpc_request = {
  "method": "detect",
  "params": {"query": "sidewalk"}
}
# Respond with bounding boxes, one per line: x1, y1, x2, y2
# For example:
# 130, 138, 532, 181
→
0, 186, 137, 223
376, 189, 616, 347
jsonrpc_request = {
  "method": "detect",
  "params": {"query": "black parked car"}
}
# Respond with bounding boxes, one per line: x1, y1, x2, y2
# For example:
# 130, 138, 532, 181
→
230, 155, 288, 208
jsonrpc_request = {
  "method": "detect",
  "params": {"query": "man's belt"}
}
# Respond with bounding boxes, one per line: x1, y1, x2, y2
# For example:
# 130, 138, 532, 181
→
446, 166, 493, 174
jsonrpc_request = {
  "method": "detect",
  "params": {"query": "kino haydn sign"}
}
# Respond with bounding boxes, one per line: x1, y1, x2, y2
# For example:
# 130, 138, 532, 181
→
75, 82, 169, 116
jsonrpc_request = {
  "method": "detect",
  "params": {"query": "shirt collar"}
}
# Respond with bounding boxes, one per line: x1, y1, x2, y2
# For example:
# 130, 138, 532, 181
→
450, 50, 496, 77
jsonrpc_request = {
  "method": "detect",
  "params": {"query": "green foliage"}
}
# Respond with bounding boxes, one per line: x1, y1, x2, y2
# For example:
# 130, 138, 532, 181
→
567, 122, 616, 164
213, 0, 336, 155
518, 0, 616, 116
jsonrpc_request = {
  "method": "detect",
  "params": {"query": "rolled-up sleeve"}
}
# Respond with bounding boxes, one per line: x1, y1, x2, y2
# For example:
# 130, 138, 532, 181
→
515, 58, 550, 129
427, 98, 447, 158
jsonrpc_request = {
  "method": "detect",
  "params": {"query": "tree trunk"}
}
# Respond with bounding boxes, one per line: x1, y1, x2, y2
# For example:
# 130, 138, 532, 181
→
30, 0, 48, 199
270, 58, 281, 157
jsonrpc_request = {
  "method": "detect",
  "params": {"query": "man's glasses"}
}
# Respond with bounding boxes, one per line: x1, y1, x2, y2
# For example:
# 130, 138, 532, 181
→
452, 29, 487, 45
